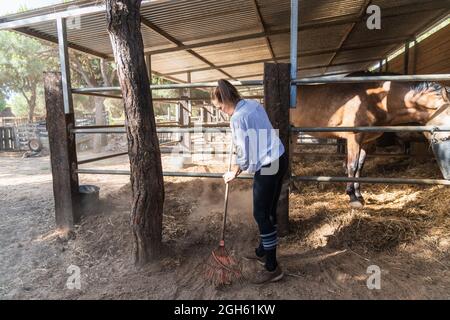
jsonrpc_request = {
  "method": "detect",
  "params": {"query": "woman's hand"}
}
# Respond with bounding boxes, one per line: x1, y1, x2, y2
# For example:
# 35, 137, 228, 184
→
223, 171, 237, 184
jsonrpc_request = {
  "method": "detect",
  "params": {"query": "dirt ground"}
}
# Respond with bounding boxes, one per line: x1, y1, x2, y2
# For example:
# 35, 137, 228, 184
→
1, 145, 450, 300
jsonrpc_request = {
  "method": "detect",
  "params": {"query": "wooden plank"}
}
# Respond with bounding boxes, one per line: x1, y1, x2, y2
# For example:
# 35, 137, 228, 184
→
44, 72, 80, 230
263, 63, 290, 236
11, 127, 16, 150
388, 24, 450, 86
0, 128, 3, 150
5, 128, 11, 149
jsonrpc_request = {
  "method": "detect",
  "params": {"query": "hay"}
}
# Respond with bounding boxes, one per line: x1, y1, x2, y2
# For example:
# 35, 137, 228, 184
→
290, 145, 450, 252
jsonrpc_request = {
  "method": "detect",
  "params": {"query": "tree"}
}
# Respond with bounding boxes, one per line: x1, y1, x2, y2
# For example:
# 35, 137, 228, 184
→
0, 31, 57, 121
106, 0, 164, 265
70, 52, 117, 152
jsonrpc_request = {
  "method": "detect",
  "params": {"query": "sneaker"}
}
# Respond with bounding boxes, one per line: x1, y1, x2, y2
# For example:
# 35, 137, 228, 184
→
250, 265, 284, 284
242, 248, 266, 265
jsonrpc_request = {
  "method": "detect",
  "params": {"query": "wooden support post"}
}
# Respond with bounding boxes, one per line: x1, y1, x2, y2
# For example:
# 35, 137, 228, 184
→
404, 41, 410, 75
175, 102, 182, 142
263, 63, 290, 236
145, 53, 152, 83
412, 40, 418, 75
378, 60, 383, 72
201, 105, 208, 123
44, 72, 80, 230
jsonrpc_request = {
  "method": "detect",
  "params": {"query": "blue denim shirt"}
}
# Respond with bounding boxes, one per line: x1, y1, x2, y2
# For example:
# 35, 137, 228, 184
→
230, 99, 285, 173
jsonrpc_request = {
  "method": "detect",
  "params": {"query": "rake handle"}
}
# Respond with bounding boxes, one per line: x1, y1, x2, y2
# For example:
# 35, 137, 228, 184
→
220, 140, 234, 242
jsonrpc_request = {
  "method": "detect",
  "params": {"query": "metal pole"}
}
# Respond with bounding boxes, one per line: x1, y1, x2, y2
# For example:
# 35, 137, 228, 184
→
76, 168, 253, 179
292, 176, 450, 186
72, 125, 450, 134
72, 126, 231, 134
72, 80, 263, 93
290, 0, 298, 108
159, 149, 232, 155
292, 74, 450, 84
77, 151, 128, 165
293, 152, 412, 158
75, 169, 450, 185
56, 17, 73, 114
291, 126, 450, 133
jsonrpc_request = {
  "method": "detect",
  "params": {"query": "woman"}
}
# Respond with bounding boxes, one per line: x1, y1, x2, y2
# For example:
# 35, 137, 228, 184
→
211, 79, 288, 284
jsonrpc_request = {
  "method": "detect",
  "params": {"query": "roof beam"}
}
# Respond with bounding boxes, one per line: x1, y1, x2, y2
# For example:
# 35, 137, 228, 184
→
15, 27, 110, 59
140, 15, 235, 80
162, 36, 410, 77
324, 0, 372, 74
251, 0, 276, 62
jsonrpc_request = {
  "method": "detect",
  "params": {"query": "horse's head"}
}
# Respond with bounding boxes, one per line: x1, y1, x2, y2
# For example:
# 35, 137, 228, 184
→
420, 84, 450, 179
423, 85, 450, 137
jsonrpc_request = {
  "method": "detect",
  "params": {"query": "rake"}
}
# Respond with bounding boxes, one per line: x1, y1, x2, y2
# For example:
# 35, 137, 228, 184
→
204, 141, 242, 286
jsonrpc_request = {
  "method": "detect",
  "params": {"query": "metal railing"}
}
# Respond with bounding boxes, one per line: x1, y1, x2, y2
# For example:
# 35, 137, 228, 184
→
72, 80, 263, 94
75, 168, 450, 186
291, 176, 450, 186
291, 126, 450, 133
76, 168, 253, 180
292, 74, 450, 84
72, 126, 230, 134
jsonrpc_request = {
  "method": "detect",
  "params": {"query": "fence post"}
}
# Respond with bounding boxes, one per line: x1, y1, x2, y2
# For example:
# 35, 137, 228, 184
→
404, 41, 410, 75
264, 63, 291, 236
44, 72, 80, 230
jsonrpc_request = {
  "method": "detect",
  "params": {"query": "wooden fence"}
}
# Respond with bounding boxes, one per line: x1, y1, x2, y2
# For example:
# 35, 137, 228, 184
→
0, 127, 16, 151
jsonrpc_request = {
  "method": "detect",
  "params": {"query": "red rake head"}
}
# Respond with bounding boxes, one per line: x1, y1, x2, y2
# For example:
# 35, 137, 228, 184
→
204, 246, 242, 287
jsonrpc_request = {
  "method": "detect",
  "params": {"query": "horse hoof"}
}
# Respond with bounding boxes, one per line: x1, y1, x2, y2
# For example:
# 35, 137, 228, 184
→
349, 200, 364, 209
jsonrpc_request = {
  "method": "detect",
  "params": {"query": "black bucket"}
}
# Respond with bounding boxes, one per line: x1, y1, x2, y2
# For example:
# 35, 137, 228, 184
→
432, 140, 450, 180
78, 185, 100, 221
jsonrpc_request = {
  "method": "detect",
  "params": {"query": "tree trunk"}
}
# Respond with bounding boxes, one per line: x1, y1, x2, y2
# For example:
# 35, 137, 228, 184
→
93, 96, 107, 153
106, 0, 164, 265
27, 84, 37, 122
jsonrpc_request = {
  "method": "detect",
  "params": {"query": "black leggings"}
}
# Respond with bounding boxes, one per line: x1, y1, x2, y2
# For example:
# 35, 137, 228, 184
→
252, 151, 288, 251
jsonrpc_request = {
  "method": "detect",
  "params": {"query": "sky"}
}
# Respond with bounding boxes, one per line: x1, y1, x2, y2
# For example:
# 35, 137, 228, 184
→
0, 0, 66, 16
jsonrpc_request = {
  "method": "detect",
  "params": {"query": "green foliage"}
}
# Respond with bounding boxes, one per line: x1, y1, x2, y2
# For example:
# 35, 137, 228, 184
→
0, 27, 209, 122
0, 31, 58, 119
0, 95, 6, 112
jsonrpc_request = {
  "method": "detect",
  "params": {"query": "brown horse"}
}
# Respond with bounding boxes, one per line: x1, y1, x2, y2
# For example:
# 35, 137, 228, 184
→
290, 72, 450, 208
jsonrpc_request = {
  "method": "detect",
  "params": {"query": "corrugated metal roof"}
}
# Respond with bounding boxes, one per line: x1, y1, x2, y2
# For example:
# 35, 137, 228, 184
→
0, 0, 448, 81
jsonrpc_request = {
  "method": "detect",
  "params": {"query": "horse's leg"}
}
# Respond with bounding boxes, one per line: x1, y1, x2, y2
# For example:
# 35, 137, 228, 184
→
353, 145, 367, 204
342, 158, 348, 175
346, 135, 363, 208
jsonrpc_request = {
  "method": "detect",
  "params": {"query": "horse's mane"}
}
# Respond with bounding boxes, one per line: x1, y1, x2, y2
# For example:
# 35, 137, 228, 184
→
346, 70, 449, 99
411, 81, 449, 99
